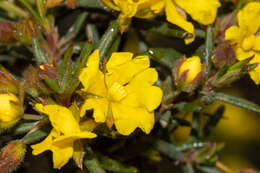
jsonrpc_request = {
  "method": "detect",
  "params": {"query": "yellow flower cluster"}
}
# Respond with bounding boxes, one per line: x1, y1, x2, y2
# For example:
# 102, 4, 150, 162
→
225, 2, 260, 84
101, 0, 221, 44
31, 50, 163, 168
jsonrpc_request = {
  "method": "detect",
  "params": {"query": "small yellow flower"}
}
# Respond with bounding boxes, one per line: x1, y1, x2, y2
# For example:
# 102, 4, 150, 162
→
31, 104, 96, 169
0, 93, 22, 128
79, 50, 163, 135
178, 56, 202, 84
225, 2, 260, 84
101, 0, 221, 44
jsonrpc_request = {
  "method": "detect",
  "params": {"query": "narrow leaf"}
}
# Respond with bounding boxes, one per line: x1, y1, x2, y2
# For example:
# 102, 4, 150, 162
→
155, 140, 183, 161
32, 38, 49, 64
214, 92, 260, 113
99, 155, 138, 173
97, 20, 119, 68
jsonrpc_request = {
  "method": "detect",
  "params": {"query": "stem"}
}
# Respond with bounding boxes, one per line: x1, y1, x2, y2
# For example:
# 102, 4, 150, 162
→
23, 114, 42, 120
0, 1, 29, 18
215, 161, 233, 173
19, 0, 43, 24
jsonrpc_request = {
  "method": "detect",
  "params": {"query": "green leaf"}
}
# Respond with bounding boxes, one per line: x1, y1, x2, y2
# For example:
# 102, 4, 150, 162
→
204, 26, 214, 76
19, 0, 42, 24
147, 48, 183, 69
198, 166, 223, 173
13, 121, 35, 135
58, 45, 74, 92
155, 140, 183, 161
73, 41, 93, 78
44, 76, 60, 93
84, 156, 106, 173
182, 164, 194, 173
64, 12, 88, 41
191, 111, 202, 138
99, 155, 138, 173
32, 38, 49, 64
97, 20, 120, 68
203, 106, 225, 137
77, 0, 106, 9
213, 92, 260, 113
175, 141, 209, 151
86, 24, 100, 48
174, 102, 201, 112
22, 127, 50, 144
134, 20, 205, 39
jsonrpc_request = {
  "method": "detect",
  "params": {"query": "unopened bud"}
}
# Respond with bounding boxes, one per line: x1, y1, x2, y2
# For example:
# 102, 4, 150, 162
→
15, 19, 39, 45
174, 56, 203, 92
0, 93, 23, 128
0, 140, 26, 173
0, 67, 19, 93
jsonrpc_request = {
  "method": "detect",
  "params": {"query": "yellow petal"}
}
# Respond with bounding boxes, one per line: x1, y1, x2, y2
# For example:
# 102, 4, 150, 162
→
105, 55, 150, 86
249, 54, 260, 85
175, 0, 221, 25
253, 35, 260, 51
165, 0, 194, 44
112, 103, 155, 135
79, 50, 106, 97
106, 52, 133, 72
238, 2, 260, 36
135, 0, 165, 18
225, 26, 243, 45
80, 98, 109, 122
52, 141, 74, 169
31, 129, 58, 155
114, 0, 138, 17
235, 48, 255, 61
54, 131, 97, 144
123, 68, 163, 111
35, 104, 80, 134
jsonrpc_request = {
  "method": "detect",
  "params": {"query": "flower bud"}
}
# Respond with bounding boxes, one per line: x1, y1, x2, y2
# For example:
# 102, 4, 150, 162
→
0, 93, 23, 128
174, 56, 203, 92
0, 140, 26, 173
15, 19, 39, 45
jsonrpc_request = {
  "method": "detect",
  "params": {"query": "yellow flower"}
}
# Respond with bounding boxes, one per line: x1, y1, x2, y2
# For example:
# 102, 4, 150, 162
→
31, 104, 96, 169
225, 2, 260, 84
79, 50, 163, 135
0, 93, 22, 128
178, 56, 202, 84
101, 0, 221, 44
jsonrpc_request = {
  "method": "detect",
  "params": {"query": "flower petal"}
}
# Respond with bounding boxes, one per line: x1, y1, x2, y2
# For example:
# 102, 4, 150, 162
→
79, 50, 106, 97
54, 131, 97, 144
106, 52, 133, 72
123, 68, 163, 111
112, 103, 155, 135
238, 2, 260, 36
249, 54, 260, 85
253, 35, 260, 51
175, 0, 220, 25
165, 0, 194, 44
106, 55, 150, 86
80, 98, 109, 122
225, 26, 243, 45
31, 129, 58, 155
52, 141, 74, 169
35, 104, 80, 134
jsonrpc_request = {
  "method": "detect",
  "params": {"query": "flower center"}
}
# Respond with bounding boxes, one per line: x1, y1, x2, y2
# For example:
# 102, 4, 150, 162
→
107, 82, 127, 102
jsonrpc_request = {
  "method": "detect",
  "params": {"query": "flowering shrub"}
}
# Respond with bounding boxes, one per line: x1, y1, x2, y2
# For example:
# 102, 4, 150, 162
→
0, 0, 260, 172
